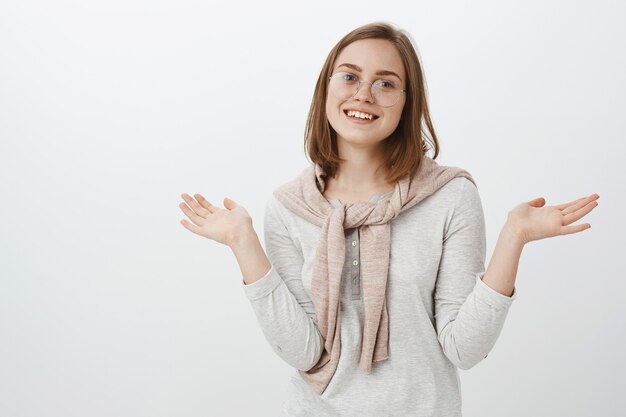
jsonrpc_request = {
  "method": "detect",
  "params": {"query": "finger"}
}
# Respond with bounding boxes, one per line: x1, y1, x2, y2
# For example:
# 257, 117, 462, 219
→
181, 193, 210, 217
562, 200, 599, 226
224, 197, 238, 210
559, 222, 591, 236
554, 196, 587, 211
179, 201, 207, 226
528, 197, 545, 207
180, 218, 203, 235
562, 194, 599, 216
194, 194, 218, 214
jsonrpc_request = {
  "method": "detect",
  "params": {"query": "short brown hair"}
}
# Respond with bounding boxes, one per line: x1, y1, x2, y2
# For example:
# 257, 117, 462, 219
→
304, 21, 440, 184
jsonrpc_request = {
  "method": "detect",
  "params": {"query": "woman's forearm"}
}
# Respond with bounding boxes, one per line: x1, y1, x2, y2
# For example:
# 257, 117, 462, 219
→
230, 226, 272, 285
481, 222, 525, 297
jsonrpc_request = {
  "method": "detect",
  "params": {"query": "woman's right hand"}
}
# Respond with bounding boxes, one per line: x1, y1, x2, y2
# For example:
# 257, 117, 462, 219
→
179, 193, 253, 248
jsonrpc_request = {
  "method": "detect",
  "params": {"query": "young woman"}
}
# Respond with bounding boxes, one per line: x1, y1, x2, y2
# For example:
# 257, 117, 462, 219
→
179, 22, 599, 417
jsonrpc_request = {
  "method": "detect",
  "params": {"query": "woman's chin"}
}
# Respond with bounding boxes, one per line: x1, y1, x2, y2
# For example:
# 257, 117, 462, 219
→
336, 132, 387, 146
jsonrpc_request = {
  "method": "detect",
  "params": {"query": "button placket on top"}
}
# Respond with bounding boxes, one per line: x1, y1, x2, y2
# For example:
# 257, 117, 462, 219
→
350, 228, 361, 300
326, 192, 394, 303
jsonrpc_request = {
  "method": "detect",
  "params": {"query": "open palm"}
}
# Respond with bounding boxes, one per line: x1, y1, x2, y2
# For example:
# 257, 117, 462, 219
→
179, 193, 252, 247
507, 193, 600, 245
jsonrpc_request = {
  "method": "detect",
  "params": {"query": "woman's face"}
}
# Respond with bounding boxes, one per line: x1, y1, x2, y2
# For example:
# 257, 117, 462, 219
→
325, 38, 407, 151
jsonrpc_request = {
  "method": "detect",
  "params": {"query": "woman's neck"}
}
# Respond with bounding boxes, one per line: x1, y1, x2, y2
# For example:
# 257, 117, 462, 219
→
322, 163, 395, 203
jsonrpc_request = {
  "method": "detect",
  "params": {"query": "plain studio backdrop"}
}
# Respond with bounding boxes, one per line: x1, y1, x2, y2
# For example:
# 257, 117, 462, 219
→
1, 0, 624, 416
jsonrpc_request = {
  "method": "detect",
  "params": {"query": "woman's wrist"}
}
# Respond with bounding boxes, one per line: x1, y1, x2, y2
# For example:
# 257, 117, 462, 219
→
228, 223, 256, 252
229, 226, 272, 285
503, 217, 528, 246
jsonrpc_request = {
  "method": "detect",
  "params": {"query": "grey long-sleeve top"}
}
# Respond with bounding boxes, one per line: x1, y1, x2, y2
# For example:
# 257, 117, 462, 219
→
241, 176, 517, 417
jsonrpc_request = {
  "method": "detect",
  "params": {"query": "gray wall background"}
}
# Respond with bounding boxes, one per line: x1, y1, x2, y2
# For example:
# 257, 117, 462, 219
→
1, 0, 624, 416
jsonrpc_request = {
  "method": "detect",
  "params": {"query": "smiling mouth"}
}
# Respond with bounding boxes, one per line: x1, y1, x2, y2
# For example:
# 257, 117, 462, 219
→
343, 109, 380, 121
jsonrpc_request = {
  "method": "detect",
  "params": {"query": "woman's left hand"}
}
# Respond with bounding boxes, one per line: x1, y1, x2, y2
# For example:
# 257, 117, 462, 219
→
506, 193, 600, 245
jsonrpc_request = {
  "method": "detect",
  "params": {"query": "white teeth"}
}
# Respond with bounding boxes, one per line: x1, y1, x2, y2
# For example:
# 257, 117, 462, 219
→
347, 110, 374, 120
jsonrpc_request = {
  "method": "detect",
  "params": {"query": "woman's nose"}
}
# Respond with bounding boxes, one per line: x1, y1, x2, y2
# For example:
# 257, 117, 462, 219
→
353, 82, 375, 102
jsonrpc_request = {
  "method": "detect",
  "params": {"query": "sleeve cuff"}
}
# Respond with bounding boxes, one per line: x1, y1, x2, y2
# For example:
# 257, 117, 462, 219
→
241, 265, 283, 301
474, 271, 517, 309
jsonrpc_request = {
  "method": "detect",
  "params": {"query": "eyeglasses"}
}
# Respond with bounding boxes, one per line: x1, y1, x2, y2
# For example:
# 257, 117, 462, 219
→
328, 71, 406, 108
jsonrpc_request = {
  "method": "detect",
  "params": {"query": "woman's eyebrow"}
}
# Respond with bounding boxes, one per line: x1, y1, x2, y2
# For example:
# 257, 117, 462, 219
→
335, 63, 402, 81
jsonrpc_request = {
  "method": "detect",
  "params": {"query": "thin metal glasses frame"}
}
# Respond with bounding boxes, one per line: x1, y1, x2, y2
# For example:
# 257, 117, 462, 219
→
328, 72, 406, 108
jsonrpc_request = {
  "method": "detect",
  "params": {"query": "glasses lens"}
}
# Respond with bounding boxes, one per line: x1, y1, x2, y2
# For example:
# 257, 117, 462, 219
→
372, 80, 402, 107
329, 72, 357, 101
329, 72, 402, 107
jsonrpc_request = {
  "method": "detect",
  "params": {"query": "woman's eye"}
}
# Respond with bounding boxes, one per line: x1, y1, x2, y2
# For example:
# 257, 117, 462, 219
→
376, 80, 395, 89
337, 72, 356, 83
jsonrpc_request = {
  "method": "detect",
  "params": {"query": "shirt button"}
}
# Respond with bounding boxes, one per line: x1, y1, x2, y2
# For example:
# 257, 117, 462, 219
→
353, 260, 358, 266
351, 240, 357, 246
